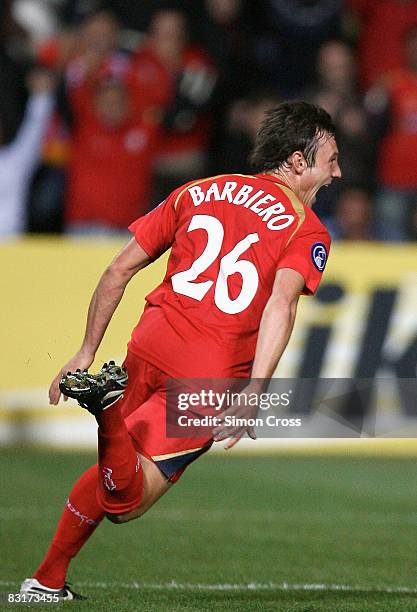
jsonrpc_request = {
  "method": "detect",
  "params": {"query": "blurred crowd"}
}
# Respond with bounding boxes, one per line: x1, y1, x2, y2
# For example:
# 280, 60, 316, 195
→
3, 0, 417, 241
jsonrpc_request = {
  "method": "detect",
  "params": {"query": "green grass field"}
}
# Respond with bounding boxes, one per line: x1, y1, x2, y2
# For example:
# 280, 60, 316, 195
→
1, 447, 417, 611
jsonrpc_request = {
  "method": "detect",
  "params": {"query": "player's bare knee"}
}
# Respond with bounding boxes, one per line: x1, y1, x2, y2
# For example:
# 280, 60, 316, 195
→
105, 511, 140, 524
105, 512, 125, 524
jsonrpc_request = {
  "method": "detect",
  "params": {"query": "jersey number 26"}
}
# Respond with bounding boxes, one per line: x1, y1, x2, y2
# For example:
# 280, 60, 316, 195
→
172, 214, 259, 314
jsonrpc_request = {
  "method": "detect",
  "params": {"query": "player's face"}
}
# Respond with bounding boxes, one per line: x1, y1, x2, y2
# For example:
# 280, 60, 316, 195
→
300, 135, 341, 207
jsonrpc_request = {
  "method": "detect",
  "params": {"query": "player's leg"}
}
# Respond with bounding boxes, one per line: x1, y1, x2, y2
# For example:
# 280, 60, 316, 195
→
105, 452, 172, 523
113, 370, 213, 525
30, 397, 149, 590
25, 407, 147, 590
21, 356, 161, 597
22, 455, 171, 599
21, 354, 211, 597
95, 392, 145, 515
31, 464, 104, 591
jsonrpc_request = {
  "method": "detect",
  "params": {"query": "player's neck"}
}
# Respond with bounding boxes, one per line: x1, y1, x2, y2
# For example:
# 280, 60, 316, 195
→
266, 170, 313, 207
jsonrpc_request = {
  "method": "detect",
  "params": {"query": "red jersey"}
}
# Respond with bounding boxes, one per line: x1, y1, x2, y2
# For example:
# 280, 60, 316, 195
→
348, 0, 417, 89
128, 174, 330, 378
66, 114, 157, 227
378, 69, 417, 188
65, 74, 158, 228
128, 46, 172, 117
128, 43, 216, 155
157, 46, 217, 156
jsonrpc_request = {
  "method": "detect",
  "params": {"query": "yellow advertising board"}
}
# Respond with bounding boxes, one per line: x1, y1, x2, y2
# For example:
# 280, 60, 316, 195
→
1, 239, 416, 389
0, 239, 416, 451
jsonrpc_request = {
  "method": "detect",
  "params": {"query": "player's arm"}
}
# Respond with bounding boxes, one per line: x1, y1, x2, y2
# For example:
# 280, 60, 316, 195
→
212, 267, 304, 448
250, 267, 304, 379
49, 239, 151, 404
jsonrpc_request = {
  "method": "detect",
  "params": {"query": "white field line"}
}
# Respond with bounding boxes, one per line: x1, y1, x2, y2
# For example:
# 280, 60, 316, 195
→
0, 579, 416, 595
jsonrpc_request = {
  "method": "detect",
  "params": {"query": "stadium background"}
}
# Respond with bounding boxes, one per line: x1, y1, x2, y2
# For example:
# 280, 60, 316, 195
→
1, 1, 417, 610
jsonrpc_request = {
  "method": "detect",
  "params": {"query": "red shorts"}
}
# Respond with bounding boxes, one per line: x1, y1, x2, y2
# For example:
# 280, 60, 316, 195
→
120, 350, 212, 483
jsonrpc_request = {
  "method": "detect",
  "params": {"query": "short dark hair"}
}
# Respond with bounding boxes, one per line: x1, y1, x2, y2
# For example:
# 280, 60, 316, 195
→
249, 101, 336, 173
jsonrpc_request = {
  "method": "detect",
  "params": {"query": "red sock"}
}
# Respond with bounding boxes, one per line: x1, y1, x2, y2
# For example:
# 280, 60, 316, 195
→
96, 403, 144, 514
33, 407, 143, 588
34, 464, 104, 589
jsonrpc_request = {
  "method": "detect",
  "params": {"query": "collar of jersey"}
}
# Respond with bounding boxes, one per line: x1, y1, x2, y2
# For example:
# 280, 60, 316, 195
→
255, 173, 288, 188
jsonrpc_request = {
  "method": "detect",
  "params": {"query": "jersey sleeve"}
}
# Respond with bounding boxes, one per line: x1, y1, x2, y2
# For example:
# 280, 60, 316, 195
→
277, 225, 331, 296
128, 190, 180, 259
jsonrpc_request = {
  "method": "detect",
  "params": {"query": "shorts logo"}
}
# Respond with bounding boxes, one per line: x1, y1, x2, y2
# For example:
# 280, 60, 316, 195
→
311, 242, 327, 272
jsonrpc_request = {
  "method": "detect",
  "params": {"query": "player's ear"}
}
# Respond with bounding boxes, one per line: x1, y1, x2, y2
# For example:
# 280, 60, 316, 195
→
289, 151, 307, 175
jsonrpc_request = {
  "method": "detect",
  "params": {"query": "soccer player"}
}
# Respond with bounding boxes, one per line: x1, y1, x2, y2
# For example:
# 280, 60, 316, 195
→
21, 101, 341, 600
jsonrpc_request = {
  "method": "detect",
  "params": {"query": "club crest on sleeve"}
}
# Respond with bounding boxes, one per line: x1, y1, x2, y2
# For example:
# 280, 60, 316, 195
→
311, 242, 327, 271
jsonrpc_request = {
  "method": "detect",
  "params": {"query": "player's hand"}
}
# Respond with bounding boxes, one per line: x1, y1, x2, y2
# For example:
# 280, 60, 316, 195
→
212, 386, 259, 450
49, 349, 95, 405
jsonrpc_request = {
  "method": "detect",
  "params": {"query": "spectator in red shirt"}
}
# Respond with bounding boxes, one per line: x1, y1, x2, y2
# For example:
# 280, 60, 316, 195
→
367, 24, 417, 239
65, 78, 158, 235
64, 10, 131, 111
31, 10, 130, 234
348, 0, 417, 89
130, 8, 217, 200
